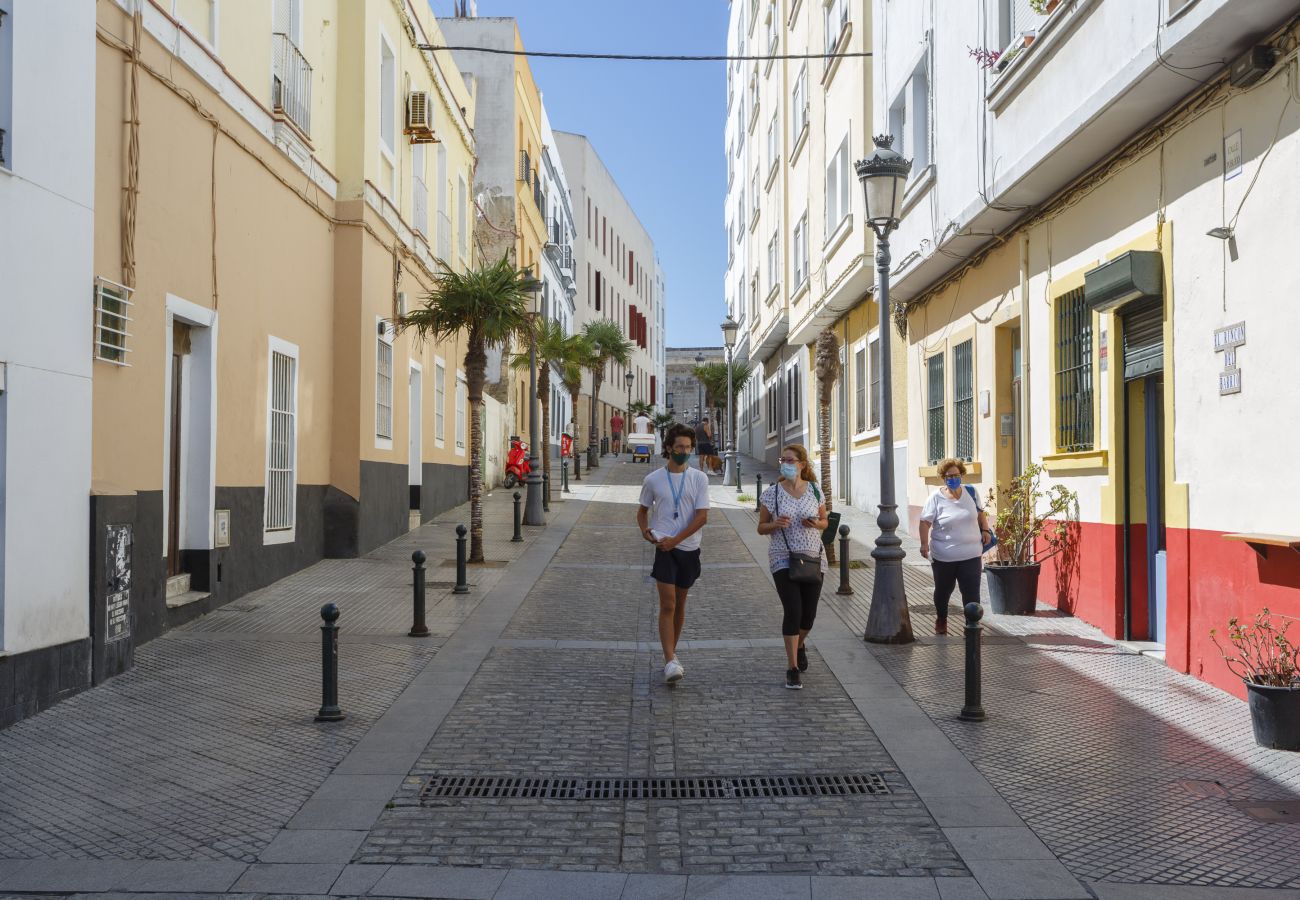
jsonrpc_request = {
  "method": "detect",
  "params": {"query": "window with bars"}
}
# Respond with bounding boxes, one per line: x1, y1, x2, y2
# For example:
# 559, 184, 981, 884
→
869, 337, 881, 430
927, 353, 945, 464
854, 347, 866, 433
94, 278, 133, 365
376, 332, 394, 441
1055, 288, 1094, 451
434, 362, 446, 442
265, 345, 297, 535
787, 364, 801, 423
954, 339, 974, 461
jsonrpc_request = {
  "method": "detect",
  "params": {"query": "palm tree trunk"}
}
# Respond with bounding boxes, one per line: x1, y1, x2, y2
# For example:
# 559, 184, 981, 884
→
819, 389, 836, 564
588, 369, 604, 468
465, 342, 487, 563
539, 365, 551, 502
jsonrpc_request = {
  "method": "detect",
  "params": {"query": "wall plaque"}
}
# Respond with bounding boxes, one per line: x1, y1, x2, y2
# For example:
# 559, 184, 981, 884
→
105, 524, 132, 643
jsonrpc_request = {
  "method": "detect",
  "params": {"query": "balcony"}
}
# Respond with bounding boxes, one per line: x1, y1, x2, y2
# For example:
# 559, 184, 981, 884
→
272, 33, 312, 137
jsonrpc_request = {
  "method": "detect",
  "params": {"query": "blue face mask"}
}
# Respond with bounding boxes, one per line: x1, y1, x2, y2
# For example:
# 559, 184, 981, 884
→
944, 476, 961, 491
780, 462, 799, 480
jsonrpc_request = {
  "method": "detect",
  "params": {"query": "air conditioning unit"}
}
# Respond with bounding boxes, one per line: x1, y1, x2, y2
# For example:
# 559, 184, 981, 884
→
405, 91, 439, 143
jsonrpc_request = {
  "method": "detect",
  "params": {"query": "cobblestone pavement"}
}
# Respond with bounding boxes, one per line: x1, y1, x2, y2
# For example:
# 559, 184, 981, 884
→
359, 459, 964, 878
0, 484, 551, 864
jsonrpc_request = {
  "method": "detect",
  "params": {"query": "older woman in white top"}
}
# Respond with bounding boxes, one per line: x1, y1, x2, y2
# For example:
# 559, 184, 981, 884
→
919, 457, 991, 635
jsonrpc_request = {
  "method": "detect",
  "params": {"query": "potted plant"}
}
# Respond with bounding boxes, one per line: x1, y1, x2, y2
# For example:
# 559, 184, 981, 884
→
984, 462, 1079, 615
1030, 0, 1060, 14
1212, 611, 1300, 751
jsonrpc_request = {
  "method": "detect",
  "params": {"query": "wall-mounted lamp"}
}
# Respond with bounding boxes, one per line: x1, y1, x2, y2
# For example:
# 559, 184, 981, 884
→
1206, 227, 1234, 240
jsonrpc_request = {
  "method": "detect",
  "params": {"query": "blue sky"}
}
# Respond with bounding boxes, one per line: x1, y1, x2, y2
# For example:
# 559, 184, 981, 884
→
426, 1, 730, 348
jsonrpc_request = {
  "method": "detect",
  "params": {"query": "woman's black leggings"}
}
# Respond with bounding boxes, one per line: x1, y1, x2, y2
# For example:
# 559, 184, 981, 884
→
931, 557, 982, 621
773, 569, 822, 636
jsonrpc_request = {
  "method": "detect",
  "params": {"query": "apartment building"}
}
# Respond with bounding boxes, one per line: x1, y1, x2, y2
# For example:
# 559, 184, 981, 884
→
0, 1, 96, 727
876, 0, 1300, 696
724, 0, 908, 526
555, 131, 666, 452
538, 105, 579, 458
80, 0, 477, 713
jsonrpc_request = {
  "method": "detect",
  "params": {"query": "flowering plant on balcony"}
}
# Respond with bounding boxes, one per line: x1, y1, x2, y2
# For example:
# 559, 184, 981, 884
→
968, 46, 1001, 69
1212, 610, 1300, 687
1029, 0, 1060, 13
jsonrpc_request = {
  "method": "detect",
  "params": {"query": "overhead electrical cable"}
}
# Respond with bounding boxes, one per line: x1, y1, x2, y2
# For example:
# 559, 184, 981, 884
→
419, 44, 871, 62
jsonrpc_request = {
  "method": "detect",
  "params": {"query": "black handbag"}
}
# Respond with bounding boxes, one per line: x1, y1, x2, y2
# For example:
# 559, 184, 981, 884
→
774, 484, 823, 584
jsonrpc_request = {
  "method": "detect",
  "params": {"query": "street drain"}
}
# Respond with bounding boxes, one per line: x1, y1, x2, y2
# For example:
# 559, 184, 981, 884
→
420, 773, 890, 802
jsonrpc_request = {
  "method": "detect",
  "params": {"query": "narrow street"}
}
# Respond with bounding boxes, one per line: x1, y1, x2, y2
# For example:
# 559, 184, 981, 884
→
1, 456, 1298, 898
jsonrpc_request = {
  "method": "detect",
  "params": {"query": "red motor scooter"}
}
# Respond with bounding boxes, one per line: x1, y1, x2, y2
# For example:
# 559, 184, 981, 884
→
504, 437, 531, 488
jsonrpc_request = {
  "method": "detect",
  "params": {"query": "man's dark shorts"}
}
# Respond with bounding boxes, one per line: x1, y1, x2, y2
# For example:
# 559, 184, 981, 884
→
651, 547, 702, 589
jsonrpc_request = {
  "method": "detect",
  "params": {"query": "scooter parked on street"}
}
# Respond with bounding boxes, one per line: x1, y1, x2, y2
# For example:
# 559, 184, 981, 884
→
504, 437, 531, 488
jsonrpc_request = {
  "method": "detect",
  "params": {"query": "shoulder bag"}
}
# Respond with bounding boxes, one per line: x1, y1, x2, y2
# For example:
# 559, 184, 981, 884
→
775, 485, 823, 584
965, 484, 998, 554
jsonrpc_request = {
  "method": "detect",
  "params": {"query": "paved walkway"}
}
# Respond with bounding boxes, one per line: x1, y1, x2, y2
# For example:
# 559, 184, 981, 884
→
0, 454, 1298, 898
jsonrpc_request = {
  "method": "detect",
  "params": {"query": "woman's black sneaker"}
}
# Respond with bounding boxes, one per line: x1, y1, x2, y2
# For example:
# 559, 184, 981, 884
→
796, 646, 809, 672
785, 667, 803, 690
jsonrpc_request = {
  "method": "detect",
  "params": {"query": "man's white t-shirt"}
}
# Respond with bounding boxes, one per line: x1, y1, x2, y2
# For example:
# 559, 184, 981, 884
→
920, 487, 983, 562
633, 414, 653, 434
639, 466, 710, 551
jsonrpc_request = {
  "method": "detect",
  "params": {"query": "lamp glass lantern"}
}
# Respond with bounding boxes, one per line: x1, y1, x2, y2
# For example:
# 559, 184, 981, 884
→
855, 135, 913, 235
721, 315, 739, 349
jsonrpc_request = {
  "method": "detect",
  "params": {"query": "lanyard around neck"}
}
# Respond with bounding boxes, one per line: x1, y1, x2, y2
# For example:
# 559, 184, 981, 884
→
666, 468, 687, 518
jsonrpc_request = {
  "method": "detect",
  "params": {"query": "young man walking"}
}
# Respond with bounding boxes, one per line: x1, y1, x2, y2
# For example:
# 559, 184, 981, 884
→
636, 424, 710, 684
610, 411, 624, 455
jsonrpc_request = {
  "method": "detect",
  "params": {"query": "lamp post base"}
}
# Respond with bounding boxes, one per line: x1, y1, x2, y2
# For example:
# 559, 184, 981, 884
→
863, 503, 914, 644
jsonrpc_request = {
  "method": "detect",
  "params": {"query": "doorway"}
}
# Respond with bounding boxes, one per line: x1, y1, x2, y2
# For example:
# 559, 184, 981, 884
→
1121, 299, 1166, 642
409, 363, 422, 514
994, 324, 1022, 490
167, 321, 191, 578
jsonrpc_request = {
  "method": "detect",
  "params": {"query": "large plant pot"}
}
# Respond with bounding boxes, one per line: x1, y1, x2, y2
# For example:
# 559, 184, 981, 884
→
1246, 682, 1300, 751
984, 563, 1040, 616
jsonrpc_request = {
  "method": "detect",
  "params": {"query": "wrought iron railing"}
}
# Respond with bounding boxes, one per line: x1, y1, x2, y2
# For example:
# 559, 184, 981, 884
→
1055, 287, 1094, 452
272, 33, 312, 136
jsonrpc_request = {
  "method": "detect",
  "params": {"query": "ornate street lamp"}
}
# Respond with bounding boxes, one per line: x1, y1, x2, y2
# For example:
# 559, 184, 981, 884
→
624, 369, 635, 454
856, 135, 914, 645
523, 281, 544, 527
694, 351, 705, 470
720, 315, 739, 485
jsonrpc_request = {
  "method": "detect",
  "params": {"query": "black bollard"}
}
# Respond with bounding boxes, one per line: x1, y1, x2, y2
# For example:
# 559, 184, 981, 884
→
511, 491, 523, 542
409, 550, 430, 637
543, 472, 551, 512
315, 603, 345, 722
836, 525, 854, 596
562, 458, 570, 493
755, 473, 763, 511
736, 460, 743, 493
959, 602, 988, 722
574, 451, 582, 481
454, 524, 470, 594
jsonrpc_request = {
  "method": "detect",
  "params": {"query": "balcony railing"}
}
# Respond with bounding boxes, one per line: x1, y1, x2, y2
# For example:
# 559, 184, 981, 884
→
533, 176, 545, 216
272, 33, 312, 137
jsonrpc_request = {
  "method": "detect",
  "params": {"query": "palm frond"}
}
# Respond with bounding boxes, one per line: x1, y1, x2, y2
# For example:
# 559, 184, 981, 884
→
394, 254, 540, 350
582, 318, 635, 370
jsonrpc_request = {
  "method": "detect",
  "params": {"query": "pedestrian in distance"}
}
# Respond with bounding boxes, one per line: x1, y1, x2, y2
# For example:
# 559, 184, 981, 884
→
610, 411, 624, 455
757, 444, 828, 690
918, 457, 992, 635
636, 424, 711, 685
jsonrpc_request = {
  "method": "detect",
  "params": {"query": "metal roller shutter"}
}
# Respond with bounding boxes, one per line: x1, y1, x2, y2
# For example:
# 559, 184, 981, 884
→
1122, 299, 1164, 380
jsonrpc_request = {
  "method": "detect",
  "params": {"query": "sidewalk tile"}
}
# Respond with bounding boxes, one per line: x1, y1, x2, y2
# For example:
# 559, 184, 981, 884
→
812, 875, 940, 898
686, 874, 812, 899
622, 872, 689, 900
1090, 886, 1300, 899
936, 876, 992, 899
923, 796, 1024, 828
115, 860, 246, 892
496, 868, 628, 900
0, 859, 142, 892
330, 863, 390, 895
313, 773, 407, 801
369, 863, 508, 898
966, 859, 1089, 900
943, 827, 1055, 861
231, 862, 344, 893
333, 751, 419, 775
286, 798, 388, 830
259, 828, 368, 863
0, 861, 29, 884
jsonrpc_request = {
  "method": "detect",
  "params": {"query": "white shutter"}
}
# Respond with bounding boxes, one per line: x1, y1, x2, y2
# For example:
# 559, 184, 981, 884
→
273, 0, 301, 42
1009, 0, 1038, 43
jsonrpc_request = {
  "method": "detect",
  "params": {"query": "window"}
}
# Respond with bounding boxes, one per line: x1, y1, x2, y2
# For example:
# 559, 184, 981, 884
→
736, 194, 745, 245
792, 213, 809, 290
766, 113, 778, 177
455, 374, 467, 453
750, 171, 759, 221
1001, 0, 1045, 48
457, 175, 468, 260
787, 364, 801, 423
264, 340, 298, 539
175, 0, 217, 47
854, 346, 866, 433
824, 0, 848, 55
737, 279, 746, 327
768, 230, 780, 293
767, 379, 778, 434
766, 0, 779, 52
412, 143, 428, 237
0, 0, 13, 167
824, 136, 851, 235
94, 278, 134, 365
748, 67, 759, 123
436, 145, 450, 259
378, 33, 396, 196
868, 336, 881, 430
926, 353, 945, 464
376, 329, 394, 442
434, 361, 446, 442
954, 339, 974, 460
1055, 287, 1094, 452
889, 58, 930, 174
750, 272, 759, 321
790, 65, 808, 145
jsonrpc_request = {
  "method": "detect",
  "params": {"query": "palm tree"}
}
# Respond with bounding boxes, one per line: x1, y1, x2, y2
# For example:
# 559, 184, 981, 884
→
395, 255, 539, 564
560, 334, 595, 455
629, 400, 653, 418
510, 318, 573, 503
814, 328, 842, 561
692, 361, 752, 451
581, 319, 633, 467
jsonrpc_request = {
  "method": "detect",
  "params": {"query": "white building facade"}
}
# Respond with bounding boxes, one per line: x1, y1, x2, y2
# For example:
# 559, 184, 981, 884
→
538, 105, 578, 459
876, 0, 1300, 697
0, 0, 97, 726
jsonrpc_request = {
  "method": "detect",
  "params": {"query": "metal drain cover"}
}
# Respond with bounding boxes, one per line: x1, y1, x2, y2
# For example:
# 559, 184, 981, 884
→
420, 773, 891, 802
1230, 799, 1300, 822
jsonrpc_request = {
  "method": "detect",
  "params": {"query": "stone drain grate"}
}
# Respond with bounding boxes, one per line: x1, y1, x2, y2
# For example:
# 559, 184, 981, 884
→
420, 773, 891, 802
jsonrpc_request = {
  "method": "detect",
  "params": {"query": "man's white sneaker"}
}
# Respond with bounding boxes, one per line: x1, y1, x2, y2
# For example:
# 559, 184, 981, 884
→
664, 659, 685, 683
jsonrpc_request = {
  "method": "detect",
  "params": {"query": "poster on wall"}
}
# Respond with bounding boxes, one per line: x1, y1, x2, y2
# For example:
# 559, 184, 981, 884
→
105, 524, 132, 643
